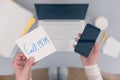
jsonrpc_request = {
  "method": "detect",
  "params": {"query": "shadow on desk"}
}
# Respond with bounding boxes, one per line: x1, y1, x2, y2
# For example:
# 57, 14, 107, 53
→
0, 67, 120, 80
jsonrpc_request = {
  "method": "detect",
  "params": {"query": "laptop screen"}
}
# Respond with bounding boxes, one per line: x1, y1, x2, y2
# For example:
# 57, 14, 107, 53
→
35, 4, 89, 20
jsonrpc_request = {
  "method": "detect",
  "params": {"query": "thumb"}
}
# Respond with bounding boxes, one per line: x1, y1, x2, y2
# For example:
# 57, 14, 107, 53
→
23, 57, 34, 71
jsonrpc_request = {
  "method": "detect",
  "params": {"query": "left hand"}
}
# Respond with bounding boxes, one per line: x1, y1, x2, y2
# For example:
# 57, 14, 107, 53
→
13, 52, 34, 80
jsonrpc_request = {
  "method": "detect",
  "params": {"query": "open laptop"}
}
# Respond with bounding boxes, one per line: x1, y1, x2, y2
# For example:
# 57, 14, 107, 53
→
35, 4, 89, 51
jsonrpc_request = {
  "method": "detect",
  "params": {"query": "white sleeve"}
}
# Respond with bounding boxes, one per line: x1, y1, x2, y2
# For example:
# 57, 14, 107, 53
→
84, 64, 103, 80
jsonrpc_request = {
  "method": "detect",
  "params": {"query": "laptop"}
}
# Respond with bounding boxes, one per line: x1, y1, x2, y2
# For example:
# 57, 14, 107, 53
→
34, 4, 89, 51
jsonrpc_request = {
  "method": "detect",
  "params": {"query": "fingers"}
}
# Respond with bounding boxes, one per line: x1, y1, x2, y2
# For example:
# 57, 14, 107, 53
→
75, 33, 81, 42
75, 37, 79, 42
78, 33, 81, 37
15, 52, 24, 61
93, 43, 99, 53
33, 62, 38, 65
73, 37, 78, 48
73, 33, 81, 48
18, 58, 27, 67
23, 57, 34, 72
73, 44, 76, 48
13, 52, 25, 67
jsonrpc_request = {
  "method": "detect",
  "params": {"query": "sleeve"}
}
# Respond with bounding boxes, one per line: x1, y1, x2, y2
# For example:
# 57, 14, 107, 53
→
84, 64, 103, 80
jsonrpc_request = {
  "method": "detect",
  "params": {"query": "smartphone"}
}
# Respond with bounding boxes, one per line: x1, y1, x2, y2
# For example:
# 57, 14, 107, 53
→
74, 23, 101, 57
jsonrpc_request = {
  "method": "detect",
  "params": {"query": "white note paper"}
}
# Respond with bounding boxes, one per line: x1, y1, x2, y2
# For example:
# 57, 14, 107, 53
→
102, 36, 120, 58
16, 26, 56, 62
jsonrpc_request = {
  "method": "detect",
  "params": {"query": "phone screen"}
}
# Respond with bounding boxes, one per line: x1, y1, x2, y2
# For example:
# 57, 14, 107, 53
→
74, 23, 101, 57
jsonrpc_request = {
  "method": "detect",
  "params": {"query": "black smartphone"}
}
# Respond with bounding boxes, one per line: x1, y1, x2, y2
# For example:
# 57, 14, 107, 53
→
74, 23, 101, 57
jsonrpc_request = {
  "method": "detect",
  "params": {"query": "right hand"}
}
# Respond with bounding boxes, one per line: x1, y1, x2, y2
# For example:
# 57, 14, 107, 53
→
73, 33, 100, 66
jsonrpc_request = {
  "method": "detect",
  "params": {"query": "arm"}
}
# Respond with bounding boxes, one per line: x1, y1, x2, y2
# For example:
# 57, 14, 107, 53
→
13, 52, 34, 80
74, 33, 103, 80
83, 43, 103, 80
84, 64, 103, 80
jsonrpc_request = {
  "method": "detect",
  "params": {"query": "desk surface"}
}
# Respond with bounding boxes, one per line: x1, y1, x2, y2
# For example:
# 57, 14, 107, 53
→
0, 0, 120, 75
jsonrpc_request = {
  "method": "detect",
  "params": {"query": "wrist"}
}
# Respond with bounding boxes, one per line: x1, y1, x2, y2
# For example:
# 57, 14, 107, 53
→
84, 64, 103, 80
84, 64, 98, 68
84, 64, 101, 76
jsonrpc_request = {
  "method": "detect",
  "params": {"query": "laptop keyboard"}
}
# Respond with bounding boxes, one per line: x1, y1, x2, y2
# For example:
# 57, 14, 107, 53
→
38, 20, 85, 51
39, 20, 85, 39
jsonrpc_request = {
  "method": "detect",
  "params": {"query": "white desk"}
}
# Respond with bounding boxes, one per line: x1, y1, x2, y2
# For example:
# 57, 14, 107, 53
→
0, 0, 120, 75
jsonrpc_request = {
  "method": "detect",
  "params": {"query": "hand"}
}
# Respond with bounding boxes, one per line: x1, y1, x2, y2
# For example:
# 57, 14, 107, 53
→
13, 52, 34, 80
73, 33, 100, 66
